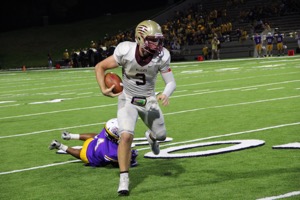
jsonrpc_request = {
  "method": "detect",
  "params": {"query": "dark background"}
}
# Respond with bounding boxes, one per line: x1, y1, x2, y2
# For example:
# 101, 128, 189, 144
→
0, 0, 178, 32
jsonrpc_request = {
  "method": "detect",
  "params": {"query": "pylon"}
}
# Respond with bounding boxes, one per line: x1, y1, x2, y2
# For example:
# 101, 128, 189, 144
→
22, 65, 26, 71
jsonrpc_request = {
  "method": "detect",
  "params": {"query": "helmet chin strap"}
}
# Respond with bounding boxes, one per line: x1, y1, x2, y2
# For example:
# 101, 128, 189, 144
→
143, 42, 161, 55
143, 47, 156, 55
139, 44, 154, 56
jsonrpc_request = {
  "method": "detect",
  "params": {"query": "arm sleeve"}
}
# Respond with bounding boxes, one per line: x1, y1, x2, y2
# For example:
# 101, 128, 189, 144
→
161, 71, 176, 97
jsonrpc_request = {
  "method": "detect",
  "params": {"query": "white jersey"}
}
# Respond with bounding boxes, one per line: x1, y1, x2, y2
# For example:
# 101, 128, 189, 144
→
113, 41, 171, 97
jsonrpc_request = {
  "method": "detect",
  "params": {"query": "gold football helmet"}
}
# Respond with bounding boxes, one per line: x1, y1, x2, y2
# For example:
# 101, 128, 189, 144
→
135, 20, 164, 54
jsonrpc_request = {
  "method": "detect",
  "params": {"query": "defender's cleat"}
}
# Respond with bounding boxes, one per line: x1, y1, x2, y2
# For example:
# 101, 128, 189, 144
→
49, 140, 61, 150
130, 149, 138, 167
117, 176, 129, 196
145, 130, 160, 155
61, 131, 71, 140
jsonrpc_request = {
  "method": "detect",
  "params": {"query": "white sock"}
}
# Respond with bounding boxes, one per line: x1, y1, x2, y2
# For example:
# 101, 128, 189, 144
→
59, 144, 68, 152
120, 172, 129, 179
70, 134, 80, 140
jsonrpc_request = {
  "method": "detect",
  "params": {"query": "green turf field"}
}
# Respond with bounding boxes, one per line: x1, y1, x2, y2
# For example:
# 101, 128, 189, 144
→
1, 56, 299, 200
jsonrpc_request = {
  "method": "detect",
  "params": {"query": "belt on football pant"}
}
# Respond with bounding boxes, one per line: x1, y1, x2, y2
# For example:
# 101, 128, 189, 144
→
131, 96, 147, 106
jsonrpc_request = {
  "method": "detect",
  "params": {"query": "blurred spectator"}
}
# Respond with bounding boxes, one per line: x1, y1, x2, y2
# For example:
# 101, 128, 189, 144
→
71, 49, 80, 68
236, 28, 242, 42
79, 49, 88, 67
106, 45, 116, 57
211, 37, 220, 60
98, 40, 108, 52
253, 33, 263, 57
265, 32, 274, 57
90, 40, 97, 49
63, 49, 71, 66
202, 44, 209, 60
241, 29, 248, 43
275, 31, 284, 56
93, 48, 104, 65
263, 22, 271, 32
296, 31, 300, 49
47, 53, 53, 69
170, 40, 181, 55
88, 48, 97, 67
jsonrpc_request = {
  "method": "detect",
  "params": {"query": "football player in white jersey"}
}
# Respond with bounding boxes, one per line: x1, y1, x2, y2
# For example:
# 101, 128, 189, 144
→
94, 20, 176, 196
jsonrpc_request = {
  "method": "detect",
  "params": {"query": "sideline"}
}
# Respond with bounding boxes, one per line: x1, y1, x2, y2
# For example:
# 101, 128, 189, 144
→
1, 121, 299, 175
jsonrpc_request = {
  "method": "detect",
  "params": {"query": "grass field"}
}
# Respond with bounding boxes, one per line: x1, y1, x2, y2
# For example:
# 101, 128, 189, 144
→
1, 56, 299, 200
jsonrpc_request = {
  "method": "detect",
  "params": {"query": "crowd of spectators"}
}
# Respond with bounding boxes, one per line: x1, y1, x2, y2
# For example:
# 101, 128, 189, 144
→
61, 0, 298, 67
238, 0, 299, 36
64, 1, 233, 67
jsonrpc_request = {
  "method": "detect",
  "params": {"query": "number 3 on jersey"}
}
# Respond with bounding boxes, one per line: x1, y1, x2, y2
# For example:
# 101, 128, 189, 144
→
136, 73, 146, 85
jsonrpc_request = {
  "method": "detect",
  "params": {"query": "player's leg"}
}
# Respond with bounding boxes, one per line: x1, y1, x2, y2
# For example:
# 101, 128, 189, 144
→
66, 148, 81, 159
258, 44, 262, 57
145, 129, 160, 155
49, 140, 81, 159
62, 130, 96, 141
142, 97, 166, 155
79, 134, 97, 140
117, 132, 133, 195
117, 93, 138, 195
266, 45, 270, 56
280, 44, 284, 55
256, 45, 259, 57
118, 131, 134, 173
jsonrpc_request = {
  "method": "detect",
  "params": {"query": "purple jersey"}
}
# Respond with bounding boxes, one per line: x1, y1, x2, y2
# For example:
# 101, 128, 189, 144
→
266, 35, 274, 44
276, 34, 283, 43
86, 128, 118, 167
254, 35, 262, 44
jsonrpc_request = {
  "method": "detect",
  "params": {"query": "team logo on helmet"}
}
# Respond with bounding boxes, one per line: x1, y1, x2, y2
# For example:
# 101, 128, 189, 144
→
135, 20, 164, 54
104, 118, 119, 143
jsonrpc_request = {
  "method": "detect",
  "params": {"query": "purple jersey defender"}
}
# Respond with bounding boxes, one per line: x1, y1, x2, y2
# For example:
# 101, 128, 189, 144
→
83, 128, 138, 167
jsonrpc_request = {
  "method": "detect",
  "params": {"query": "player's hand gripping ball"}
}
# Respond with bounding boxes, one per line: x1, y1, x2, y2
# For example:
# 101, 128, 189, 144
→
104, 72, 123, 94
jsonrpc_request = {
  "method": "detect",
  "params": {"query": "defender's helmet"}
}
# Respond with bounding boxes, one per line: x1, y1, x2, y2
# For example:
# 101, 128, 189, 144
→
104, 118, 119, 143
135, 20, 164, 54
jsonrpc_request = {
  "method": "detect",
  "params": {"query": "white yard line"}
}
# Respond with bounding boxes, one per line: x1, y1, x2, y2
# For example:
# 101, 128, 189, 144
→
165, 95, 300, 116
175, 80, 300, 97
0, 71, 299, 96
256, 191, 300, 200
0, 122, 105, 139
0, 78, 299, 120
0, 104, 20, 108
0, 95, 299, 139
241, 88, 258, 91
0, 103, 117, 120
0, 160, 80, 175
0, 82, 94, 94
137, 121, 300, 151
267, 87, 284, 91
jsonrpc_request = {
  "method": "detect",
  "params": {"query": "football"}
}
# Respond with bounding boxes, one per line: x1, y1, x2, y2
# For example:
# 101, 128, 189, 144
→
104, 72, 123, 94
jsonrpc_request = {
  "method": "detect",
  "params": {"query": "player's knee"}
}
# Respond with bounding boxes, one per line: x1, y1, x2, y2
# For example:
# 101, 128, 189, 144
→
156, 130, 166, 141
119, 132, 133, 143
